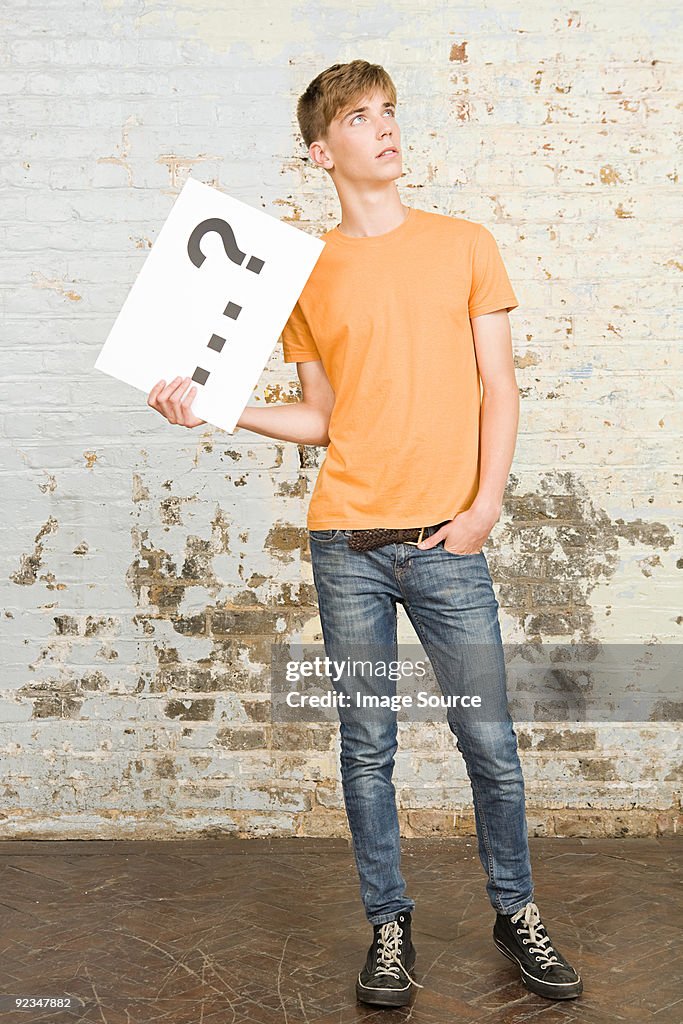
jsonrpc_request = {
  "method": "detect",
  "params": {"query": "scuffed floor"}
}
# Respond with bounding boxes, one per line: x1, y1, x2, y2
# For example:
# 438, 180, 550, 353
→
0, 836, 680, 1022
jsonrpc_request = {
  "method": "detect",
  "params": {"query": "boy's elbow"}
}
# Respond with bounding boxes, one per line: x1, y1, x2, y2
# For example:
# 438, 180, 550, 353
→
318, 414, 331, 447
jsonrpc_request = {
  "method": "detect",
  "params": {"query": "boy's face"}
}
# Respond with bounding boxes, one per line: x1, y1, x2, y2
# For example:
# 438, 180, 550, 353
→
311, 88, 402, 184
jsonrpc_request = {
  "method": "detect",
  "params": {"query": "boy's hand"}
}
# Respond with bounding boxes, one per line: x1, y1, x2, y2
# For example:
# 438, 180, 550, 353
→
417, 506, 498, 555
147, 376, 207, 428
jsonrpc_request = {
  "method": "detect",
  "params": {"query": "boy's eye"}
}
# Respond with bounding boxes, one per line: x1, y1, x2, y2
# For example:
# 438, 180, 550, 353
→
352, 109, 395, 124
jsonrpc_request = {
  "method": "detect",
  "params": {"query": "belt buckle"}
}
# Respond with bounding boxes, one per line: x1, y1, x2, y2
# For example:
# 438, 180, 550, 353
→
403, 525, 426, 547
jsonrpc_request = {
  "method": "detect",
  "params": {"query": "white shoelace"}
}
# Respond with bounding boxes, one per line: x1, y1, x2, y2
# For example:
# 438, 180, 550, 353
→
374, 920, 425, 988
510, 901, 563, 970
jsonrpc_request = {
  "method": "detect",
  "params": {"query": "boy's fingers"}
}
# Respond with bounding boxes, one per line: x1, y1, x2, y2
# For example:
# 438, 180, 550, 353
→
162, 376, 183, 399
148, 376, 203, 428
160, 377, 184, 416
169, 377, 190, 415
147, 379, 167, 405
179, 385, 198, 427
168, 378, 189, 425
171, 376, 191, 399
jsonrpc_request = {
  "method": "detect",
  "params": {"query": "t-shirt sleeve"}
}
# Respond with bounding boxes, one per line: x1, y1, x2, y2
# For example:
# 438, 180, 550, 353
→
280, 300, 322, 363
468, 224, 519, 318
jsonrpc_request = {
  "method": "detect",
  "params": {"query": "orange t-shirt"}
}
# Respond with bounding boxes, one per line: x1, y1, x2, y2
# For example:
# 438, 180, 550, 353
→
280, 206, 519, 530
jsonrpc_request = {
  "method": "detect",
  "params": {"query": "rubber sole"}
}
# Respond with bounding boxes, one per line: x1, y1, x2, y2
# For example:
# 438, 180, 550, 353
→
494, 937, 583, 1000
356, 954, 418, 1007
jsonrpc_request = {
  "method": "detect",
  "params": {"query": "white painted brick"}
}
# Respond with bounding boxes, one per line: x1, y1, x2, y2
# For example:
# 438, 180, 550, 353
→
1, 0, 679, 840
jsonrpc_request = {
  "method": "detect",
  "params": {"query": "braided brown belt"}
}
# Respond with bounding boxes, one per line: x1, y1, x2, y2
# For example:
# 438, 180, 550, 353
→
346, 521, 452, 553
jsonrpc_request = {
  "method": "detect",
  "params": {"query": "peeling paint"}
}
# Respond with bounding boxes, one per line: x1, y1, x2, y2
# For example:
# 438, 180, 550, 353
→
96, 114, 138, 187
38, 474, 57, 494
165, 698, 215, 721
10, 517, 59, 586
157, 153, 221, 190
600, 164, 622, 185
449, 41, 468, 63
493, 472, 675, 641
30, 271, 81, 302
2, 15, 680, 842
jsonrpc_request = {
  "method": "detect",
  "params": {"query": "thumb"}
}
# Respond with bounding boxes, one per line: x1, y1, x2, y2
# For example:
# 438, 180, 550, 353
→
417, 526, 448, 550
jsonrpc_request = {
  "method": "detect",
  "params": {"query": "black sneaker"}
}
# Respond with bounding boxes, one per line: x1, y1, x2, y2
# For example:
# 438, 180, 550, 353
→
493, 900, 583, 1000
356, 911, 424, 1007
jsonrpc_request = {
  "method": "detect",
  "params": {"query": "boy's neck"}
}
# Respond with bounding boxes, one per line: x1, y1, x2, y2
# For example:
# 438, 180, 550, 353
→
335, 190, 409, 238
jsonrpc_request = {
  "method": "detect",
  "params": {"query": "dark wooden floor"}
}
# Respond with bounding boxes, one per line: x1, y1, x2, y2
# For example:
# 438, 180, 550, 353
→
0, 837, 680, 1023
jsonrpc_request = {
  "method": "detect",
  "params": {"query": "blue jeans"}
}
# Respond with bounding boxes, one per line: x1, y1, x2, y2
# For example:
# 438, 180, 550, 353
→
308, 524, 534, 926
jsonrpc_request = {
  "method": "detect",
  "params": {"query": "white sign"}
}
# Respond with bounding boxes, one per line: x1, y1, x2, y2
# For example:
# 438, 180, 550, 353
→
94, 176, 325, 433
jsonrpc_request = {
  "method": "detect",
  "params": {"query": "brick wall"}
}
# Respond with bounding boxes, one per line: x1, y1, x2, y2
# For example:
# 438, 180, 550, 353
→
2, 2, 680, 838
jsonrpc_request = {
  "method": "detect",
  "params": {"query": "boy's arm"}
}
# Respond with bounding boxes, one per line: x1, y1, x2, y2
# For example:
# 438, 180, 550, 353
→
147, 361, 335, 446
470, 308, 520, 518
235, 358, 335, 446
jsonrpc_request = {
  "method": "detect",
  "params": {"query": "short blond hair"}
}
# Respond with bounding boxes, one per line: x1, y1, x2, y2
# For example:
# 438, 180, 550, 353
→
296, 59, 398, 151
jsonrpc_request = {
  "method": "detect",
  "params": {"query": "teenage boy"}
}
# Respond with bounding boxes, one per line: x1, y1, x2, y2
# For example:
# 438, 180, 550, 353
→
148, 59, 583, 1010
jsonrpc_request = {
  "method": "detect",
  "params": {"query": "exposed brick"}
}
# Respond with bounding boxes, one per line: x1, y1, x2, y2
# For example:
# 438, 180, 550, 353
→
1, 10, 678, 840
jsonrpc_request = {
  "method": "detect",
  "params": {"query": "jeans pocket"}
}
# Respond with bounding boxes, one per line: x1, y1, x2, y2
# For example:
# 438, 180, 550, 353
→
442, 543, 480, 557
308, 529, 341, 543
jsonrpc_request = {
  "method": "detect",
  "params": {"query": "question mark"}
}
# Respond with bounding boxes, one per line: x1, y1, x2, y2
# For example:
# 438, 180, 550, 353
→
187, 218, 265, 386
